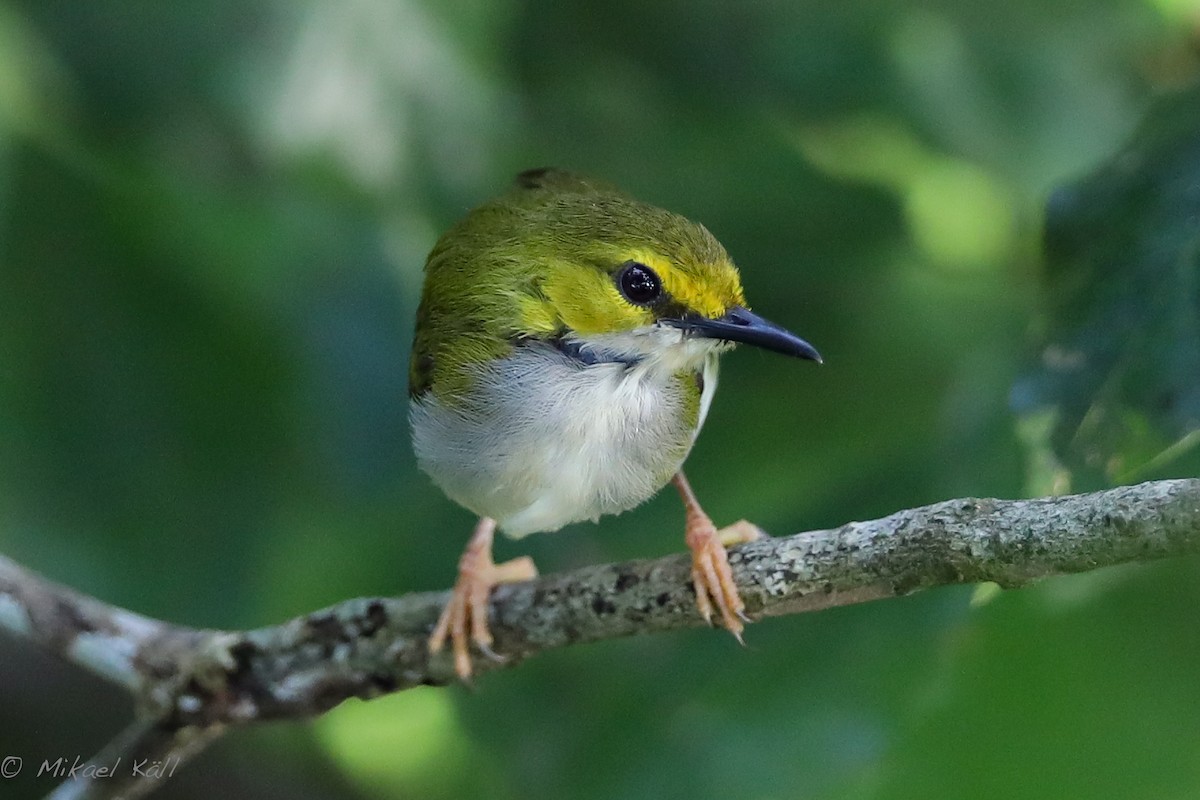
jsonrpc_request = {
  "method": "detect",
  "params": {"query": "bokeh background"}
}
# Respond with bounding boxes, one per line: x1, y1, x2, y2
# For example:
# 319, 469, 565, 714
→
2, 1, 1199, 798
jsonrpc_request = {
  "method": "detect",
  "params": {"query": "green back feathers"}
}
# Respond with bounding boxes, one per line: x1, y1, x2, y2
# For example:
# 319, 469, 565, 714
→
408, 169, 746, 399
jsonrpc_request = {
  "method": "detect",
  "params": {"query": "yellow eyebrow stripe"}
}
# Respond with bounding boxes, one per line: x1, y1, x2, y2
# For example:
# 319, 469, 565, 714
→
624, 248, 743, 319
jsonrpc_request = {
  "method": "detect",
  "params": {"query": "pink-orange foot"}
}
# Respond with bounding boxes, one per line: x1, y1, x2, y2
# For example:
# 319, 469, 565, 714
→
428, 517, 537, 681
672, 473, 765, 640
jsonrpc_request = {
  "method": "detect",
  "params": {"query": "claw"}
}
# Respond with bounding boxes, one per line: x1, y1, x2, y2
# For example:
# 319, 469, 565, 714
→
475, 639, 507, 664
429, 517, 537, 681
673, 472, 754, 642
686, 517, 746, 637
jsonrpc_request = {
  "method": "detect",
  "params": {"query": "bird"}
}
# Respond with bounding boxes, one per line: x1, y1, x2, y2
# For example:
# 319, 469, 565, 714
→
409, 168, 821, 679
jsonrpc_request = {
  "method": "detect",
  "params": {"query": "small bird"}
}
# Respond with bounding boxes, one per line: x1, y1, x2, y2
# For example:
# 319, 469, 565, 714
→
410, 168, 821, 679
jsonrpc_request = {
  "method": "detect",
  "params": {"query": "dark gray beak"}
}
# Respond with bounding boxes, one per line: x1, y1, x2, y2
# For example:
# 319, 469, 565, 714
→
664, 306, 822, 362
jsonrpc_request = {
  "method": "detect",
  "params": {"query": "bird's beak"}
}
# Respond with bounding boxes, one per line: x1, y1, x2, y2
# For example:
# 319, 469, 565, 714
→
664, 306, 822, 362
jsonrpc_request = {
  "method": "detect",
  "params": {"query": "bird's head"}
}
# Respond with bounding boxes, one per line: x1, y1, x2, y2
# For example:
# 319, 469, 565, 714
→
412, 169, 819, 395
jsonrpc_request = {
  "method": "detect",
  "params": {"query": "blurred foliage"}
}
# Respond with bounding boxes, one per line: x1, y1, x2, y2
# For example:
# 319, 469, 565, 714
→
1016, 83, 1200, 492
0, 1, 1197, 799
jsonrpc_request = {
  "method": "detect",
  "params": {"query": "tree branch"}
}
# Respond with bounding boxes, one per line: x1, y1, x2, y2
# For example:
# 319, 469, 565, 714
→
43, 720, 221, 800
3, 479, 1198, 798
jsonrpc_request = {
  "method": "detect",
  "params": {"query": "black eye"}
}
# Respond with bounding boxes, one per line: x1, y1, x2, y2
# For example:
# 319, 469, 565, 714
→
617, 261, 662, 305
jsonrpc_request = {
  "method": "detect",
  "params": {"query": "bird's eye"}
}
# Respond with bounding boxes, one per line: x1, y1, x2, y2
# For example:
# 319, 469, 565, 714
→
617, 261, 662, 305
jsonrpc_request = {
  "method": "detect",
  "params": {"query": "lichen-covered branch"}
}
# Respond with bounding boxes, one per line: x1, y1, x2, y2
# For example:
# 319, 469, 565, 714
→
2, 479, 1198, 799
0, 558, 200, 693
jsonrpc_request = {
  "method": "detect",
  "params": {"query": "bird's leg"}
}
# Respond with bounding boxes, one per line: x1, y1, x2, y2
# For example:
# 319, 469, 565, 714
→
428, 516, 538, 681
672, 472, 764, 641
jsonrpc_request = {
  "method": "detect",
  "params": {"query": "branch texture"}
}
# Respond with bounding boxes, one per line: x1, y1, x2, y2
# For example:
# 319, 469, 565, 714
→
2, 479, 1198, 797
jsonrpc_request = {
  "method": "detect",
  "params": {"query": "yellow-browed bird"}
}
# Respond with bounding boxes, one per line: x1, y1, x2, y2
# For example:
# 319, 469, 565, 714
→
410, 169, 821, 679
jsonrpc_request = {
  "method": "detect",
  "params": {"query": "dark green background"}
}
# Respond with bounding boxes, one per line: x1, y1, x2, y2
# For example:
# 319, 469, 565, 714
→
1, 1, 1198, 798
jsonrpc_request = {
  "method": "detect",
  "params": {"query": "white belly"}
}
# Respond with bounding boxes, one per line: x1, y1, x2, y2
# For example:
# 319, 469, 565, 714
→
410, 340, 718, 537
